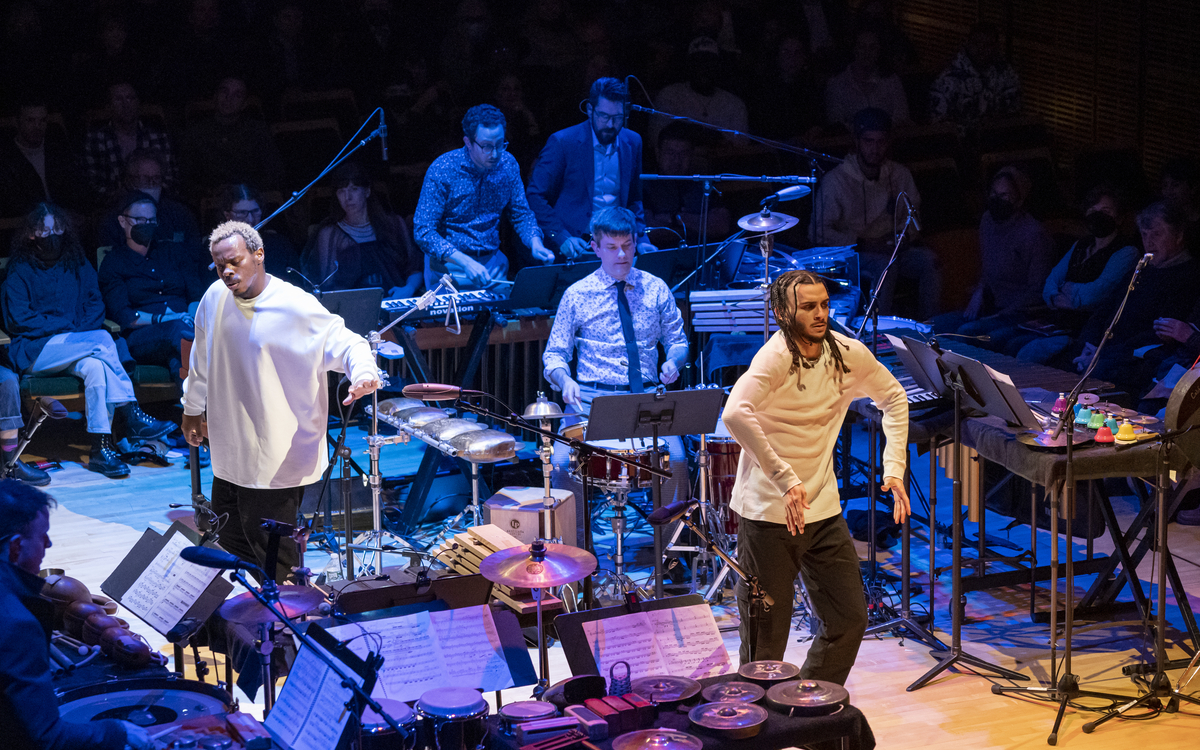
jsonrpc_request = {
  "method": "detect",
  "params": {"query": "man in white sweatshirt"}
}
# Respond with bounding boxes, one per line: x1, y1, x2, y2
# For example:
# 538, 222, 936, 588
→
723, 269, 909, 684
181, 221, 380, 582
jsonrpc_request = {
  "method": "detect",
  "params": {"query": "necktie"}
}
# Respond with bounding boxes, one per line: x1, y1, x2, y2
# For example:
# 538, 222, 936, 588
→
614, 280, 643, 393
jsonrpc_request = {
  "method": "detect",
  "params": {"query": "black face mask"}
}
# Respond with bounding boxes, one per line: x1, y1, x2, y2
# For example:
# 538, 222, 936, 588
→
130, 223, 156, 247
987, 195, 1016, 222
1084, 210, 1117, 238
33, 234, 63, 264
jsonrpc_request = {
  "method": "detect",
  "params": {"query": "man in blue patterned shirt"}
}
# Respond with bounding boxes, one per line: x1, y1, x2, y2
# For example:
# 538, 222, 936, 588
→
414, 104, 553, 291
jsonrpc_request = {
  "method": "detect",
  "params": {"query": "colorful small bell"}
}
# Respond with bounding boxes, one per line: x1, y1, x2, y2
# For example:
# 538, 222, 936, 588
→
1074, 403, 1084, 416
1095, 424, 1115, 443
1075, 407, 1093, 426
1105, 415, 1120, 432
1115, 420, 1138, 442
1088, 410, 1106, 429
1052, 393, 1068, 415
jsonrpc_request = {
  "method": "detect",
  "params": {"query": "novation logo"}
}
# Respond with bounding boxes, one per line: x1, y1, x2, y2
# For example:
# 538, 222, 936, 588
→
510, 519, 521, 529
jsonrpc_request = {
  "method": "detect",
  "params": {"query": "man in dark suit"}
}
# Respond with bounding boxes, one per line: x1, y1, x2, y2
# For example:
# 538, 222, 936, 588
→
527, 77, 653, 260
0, 101, 87, 217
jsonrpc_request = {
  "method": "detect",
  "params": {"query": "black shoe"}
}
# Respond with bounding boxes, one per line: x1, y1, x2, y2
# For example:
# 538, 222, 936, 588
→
1, 448, 50, 486
117, 403, 175, 442
88, 434, 130, 478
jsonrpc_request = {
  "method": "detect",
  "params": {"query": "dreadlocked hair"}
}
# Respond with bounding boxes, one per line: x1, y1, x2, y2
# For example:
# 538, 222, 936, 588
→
770, 270, 851, 388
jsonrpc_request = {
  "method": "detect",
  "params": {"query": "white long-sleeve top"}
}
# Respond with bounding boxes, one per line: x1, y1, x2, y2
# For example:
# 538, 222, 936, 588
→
182, 277, 377, 489
723, 331, 908, 526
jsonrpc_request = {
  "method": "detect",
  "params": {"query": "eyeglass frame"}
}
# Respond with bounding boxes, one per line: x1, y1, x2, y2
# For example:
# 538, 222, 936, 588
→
228, 207, 263, 220
121, 214, 159, 226
470, 138, 509, 154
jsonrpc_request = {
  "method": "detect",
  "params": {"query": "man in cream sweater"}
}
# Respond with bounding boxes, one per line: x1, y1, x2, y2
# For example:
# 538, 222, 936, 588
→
723, 269, 909, 684
182, 221, 380, 582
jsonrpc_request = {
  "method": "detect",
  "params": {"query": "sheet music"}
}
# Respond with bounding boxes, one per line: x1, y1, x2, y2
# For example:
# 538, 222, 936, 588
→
121, 532, 220, 634
328, 611, 449, 701
430, 605, 515, 691
648, 604, 732, 679
581, 612, 667, 681
265, 639, 363, 750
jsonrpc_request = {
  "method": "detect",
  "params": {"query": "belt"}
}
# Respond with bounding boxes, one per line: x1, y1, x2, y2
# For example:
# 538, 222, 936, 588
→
578, 380, 658, 392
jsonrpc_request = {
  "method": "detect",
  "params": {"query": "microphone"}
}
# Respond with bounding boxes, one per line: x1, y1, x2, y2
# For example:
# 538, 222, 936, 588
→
180, 545, 260, 572
759, 185, 809, 207
907, 202, 922, 232
401, 383, 464, 401
379, 111, 388, 162
648, 499, 699, 526
165, 617, 203, 644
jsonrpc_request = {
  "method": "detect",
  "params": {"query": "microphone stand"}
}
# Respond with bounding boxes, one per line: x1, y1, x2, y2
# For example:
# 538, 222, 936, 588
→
993, 253, 1154, 743
3, 397, 65, 474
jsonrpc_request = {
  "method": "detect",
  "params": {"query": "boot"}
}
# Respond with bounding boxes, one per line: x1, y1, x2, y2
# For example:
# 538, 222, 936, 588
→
116, 403, 175, 442
1, 447, 50, 486
88, 434, 130, 478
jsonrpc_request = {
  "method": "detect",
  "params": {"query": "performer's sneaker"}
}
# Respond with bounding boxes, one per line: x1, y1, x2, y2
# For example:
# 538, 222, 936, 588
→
88, 435, 131, 478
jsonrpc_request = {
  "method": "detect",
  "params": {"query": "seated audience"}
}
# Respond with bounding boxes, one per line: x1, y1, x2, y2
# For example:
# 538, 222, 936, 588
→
180, 76, 284, 201
1070, 201, 1200, 396
933, 166, 1054, 344
1010, 184, 1140, 362
650, 37, 749, 150
824, 25, 910, 131
214, 184, 299, 280
929, 22, 1022, 131
750, 33, 824, 142
0, 99, 86, 217
2, 204, 175, 479
82, 82, 177, 205
97, 149, 201, 249
303, 162, 422, 298
98, 193, 206, 381
1160, 156, 1200, 254
810, 108, 941, 320
643, 123, 731, 245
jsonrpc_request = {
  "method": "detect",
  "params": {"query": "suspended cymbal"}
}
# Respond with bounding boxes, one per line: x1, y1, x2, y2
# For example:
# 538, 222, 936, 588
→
219, 585, 326, 625
523, 392, 566, 420
479, 543, 597, 588
737, 211, 799, 234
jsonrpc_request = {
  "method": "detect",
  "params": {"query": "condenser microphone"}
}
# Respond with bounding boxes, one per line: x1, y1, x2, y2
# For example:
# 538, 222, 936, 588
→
180, 545, 260, 572
379, 111, 388, 162
759, 185, 809, 207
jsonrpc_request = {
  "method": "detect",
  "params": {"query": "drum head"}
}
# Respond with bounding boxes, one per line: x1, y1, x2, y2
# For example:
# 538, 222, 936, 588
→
362, 698, 415, 729
498, 700, 557, 722
58, 678, 233, 726
416, 687, 488, 718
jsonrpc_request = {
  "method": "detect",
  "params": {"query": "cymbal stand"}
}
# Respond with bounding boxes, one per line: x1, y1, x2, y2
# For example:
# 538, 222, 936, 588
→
593, 485, 653, 605
347, 275, 459, 579
662, 432, 727, 598
536, 414, 562, 544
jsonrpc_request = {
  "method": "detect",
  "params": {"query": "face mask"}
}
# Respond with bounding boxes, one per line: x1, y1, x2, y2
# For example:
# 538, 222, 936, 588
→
33, 234, 63, 264
130, 223, 156, 247
1084, 210, 1117, 238
987, 195, 1016, 222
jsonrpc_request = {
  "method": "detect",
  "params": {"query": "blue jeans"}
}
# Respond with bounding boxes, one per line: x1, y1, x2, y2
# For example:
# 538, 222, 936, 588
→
29, 331, 136, 433
0, 366, 21, 432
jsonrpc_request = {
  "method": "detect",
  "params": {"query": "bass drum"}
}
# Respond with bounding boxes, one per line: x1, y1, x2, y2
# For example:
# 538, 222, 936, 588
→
58, 677, 234, 727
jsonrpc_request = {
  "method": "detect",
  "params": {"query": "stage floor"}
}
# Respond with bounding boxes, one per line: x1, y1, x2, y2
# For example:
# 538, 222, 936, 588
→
30, 404, 1200, 749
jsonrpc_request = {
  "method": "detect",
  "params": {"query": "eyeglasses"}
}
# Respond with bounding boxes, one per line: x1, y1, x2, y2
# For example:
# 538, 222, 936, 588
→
122, 215, 158, 226
33, 225, 64, 238
471, 139, 509, 154
593, 111, 625, 126
229, 208, 262, 220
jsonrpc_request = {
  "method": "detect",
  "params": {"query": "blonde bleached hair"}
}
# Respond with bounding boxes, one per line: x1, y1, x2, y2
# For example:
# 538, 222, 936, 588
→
208, 220, 263, 254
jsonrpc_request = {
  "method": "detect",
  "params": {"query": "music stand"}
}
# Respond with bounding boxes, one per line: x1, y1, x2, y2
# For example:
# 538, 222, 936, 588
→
504, 261, 601, 311
588, 388, 725, 597
318, 287, 385, 336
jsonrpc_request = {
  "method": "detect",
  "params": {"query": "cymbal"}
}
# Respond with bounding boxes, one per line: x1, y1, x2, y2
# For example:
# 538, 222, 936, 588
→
738, 211, 799, 234
524, 392, 566, 420
219, 585, 326, 625
479, 543, 597, 588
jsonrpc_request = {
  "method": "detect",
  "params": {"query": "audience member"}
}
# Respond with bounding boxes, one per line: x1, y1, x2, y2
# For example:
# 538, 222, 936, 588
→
520, 0, 583, 72
824, 25, 910, 131
1071, 201, 1200, 395
332, 0, 410, 107
492, 73, 541, 175
157, 0, 249, 106
749, 33, 824, 143
97, 150, 201, 249
215, 185, 299, 281
71, 15, 147, 107
0, 367, 50, 485
1011, 184, 1140, 362
2, 204, 175, 479
527, 77, 651, 260
810, 108, 941, 320
303, 162, 421, 299
643, 123, 732, 245
437, 0, 496, 99
83, 83, 177, 205
98, 193, 205, 382
386, 53, 458, 164
933, 166, 1054, 343
795, 0, 854, 83
414, 105, 552, 291
0, 100, 86, 217
1160, 156, 1200, 253
261, 2, 326, 97
650, 37, 749, 149
929, 22, 1022, 131
180, 77, 284, 201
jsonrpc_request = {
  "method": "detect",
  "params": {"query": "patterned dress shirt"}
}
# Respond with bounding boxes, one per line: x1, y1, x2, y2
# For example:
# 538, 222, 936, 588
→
543, 267, 688, 387
82, 120, 178, 199
413, 147, 542, 261
929, 50, 1022, 129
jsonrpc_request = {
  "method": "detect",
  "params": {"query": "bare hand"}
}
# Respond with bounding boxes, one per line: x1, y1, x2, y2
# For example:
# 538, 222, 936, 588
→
455, 256, 491, 286
1051, 293, 1072, 309
1154, 317, 1193, 344
784, 482, 809, 536
882, 476, 911, 524
181, 413, 206, 447
963, 288, 984, 321
660, 359, 680, 384
122, 721, 154, 750
530, 237, 555, 264
343, 378, 382, 405
1073, 342, 1097, 371
559, 236, 589, 260
561, 377, 582, 410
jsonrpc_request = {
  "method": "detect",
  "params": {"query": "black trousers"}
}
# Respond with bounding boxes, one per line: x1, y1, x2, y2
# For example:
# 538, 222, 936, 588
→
736, 514, 867, 685
211, 476, 304, 584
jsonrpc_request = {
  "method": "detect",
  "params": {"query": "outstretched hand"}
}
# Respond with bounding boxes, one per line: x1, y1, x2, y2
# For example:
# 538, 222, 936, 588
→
344, 378, 382, 405
882, 476, 910, 524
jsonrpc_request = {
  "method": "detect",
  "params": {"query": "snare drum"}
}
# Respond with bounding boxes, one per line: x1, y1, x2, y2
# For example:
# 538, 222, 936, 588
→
415, 687, 489, 750
57, 677, 234, 727
569, 436, 668, 490
497, 701, 557, 734
699, 419, 742, 535
359, 699, 417, 750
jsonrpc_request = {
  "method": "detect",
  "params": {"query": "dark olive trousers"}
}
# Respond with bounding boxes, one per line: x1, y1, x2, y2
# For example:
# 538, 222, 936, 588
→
211, 476, 304, 585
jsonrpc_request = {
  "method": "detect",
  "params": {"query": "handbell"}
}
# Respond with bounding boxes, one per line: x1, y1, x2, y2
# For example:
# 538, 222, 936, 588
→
1115, 420, 1138, 442
1087, 410, 1105, 430
1075, 407, 1093, 426
1105, 415, 1119, 432
1095, 424, 1115, 443
1052, 392, 1067, 415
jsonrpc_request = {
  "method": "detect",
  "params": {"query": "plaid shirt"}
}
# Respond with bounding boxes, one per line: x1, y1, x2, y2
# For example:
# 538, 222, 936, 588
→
83, 120, 178, 199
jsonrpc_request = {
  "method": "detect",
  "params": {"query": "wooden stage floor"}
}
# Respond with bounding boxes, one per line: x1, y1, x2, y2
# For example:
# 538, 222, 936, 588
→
29, 408, 1200, 749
